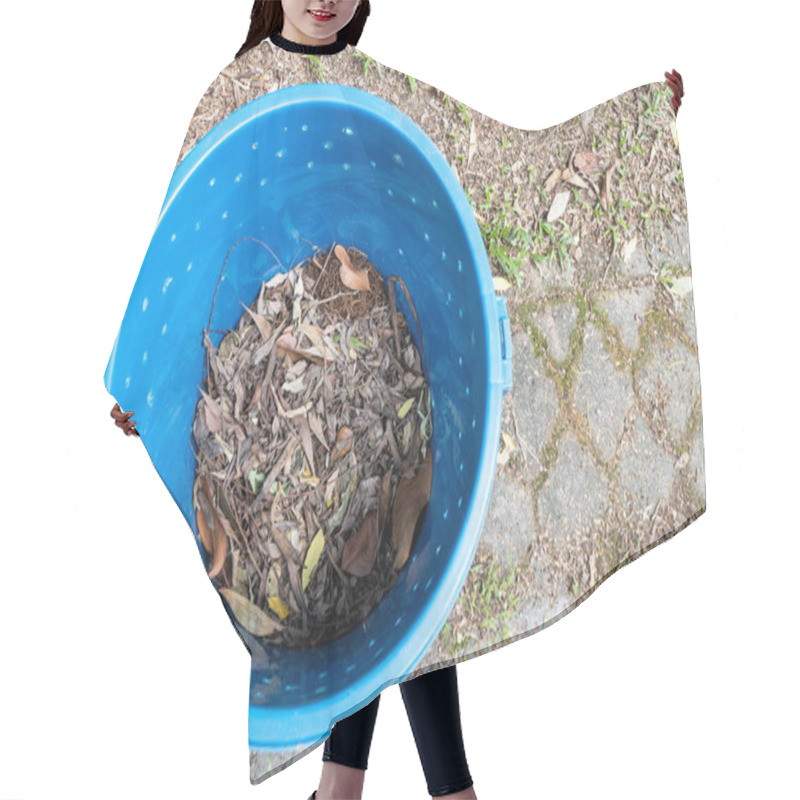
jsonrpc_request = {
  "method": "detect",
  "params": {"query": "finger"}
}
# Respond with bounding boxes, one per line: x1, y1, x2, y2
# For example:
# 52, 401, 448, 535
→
665, 70, 683, 96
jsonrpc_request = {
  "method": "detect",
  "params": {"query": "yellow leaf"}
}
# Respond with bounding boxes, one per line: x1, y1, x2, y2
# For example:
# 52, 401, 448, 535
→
501, 432, 516, 452
398, 397, 415, 419
493, 276, 512, 293
268, 595, 290, 621
302, 527, 326, 591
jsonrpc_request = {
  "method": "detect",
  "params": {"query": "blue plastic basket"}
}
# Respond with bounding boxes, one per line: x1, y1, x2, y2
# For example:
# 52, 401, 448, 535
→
104, 83, 513, 749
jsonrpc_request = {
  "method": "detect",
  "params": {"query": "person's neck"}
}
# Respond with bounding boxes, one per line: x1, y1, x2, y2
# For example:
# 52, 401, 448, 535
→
269, 27, 348, 55
281, 21, 336, 47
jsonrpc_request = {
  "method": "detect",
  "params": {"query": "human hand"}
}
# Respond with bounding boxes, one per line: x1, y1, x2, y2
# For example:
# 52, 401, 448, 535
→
110, 402, 140, 436
665, 69, 684, 116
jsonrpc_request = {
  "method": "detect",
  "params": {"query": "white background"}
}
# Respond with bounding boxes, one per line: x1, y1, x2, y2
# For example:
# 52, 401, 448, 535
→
1, 1, 795, 798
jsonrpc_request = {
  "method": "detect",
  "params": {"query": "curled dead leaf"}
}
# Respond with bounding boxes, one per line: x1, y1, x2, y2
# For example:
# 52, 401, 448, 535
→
331, 425, 354, 461
336, 244, 371, 292
195, 476, 228, 579
392, 447, 433, 572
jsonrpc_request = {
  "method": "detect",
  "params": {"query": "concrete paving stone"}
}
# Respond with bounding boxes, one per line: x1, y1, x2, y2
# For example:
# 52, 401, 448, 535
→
481, 472, 537, 572
618, 414, 675, 517
637, 337, 701, 446
574, 322, 634, 462
597, 286, 655, 351
661, 216, 692, 271
510, 330, 559, 468
538, 433, 609, 544
617, 238, 651, 278
532, 299, 579, 363
681, 293, 698, 346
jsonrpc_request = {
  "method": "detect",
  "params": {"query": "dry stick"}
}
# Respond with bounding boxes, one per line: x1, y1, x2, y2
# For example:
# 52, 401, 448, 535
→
324, 534, 349, 585
203, 236, 285, 388
263, 318, 292, 392
304, 289, 361, 314
222, 487, 261, 589
385, 418, 403, 468
311, 244, 335, 296
267, 460, 306, 617
388, 279, 401, 361
387, 275, 428, 379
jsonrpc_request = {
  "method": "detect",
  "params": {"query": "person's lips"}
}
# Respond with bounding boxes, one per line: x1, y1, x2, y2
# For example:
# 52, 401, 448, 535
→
308, 9, 335, 21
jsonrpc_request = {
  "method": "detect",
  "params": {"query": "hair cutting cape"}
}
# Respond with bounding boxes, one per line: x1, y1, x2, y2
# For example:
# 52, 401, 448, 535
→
103, 34, 706, 785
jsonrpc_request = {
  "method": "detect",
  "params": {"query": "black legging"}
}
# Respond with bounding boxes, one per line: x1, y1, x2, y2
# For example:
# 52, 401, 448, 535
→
322, 664, 474, 797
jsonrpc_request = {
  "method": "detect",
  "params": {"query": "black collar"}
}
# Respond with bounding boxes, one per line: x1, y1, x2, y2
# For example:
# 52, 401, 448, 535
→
269, 30, 349, 55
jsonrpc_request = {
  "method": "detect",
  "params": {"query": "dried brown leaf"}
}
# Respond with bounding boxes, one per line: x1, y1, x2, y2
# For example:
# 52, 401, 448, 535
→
392, 447, 433, 571
276, 332, 333, 367
240, 303, 273, 341
293, 414, 316, 476
308, 411, 329, 452
544, 168, 563, 193
342, 508, 379, 577
546, 190, 570, 223
219, 587, 284, 637
564, 170, 590, 190
336, 244, 371, 292
574, 150, 599, 175
199, 387, 222, 434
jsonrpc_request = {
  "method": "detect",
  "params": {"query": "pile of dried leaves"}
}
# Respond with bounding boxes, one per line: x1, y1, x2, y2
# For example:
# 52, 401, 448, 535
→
191, 242, 433, 649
